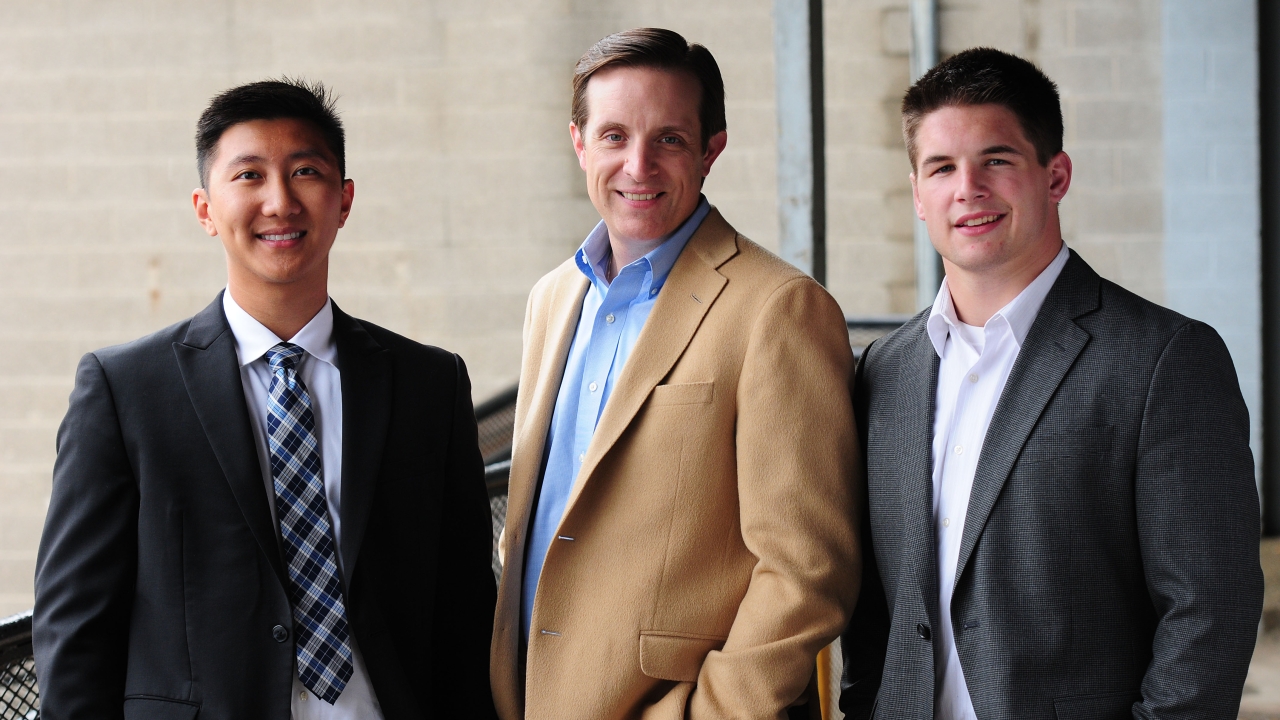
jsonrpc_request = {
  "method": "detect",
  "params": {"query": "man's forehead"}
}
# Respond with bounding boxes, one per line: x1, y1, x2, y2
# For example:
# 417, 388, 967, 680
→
583, 66, 701, 121
212, 118, 334, 164
916, 104, 1033, 153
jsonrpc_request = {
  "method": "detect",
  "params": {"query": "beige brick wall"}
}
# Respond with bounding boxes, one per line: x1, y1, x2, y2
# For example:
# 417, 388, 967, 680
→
823, 0, 1165, 317
0, 0, 1166, 618
0, 0, 780, 616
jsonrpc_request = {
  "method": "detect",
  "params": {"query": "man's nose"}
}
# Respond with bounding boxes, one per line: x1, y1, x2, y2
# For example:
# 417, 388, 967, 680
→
262, 176, 302, 216
955, 165, 990, 202
625, 143, 657, 181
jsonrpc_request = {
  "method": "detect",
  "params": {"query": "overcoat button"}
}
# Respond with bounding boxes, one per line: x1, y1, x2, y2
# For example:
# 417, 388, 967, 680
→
916, 623, 932, 641
272, 624, 289, 642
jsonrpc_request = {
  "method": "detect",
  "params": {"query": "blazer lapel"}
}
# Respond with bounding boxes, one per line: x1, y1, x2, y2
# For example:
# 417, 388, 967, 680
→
895, 321, 942, 625
953, 253, 1099, 584
563, 210, 736, 516
173, 292, 286, 584
506, 268, 589, 548
332, 303, 392, 589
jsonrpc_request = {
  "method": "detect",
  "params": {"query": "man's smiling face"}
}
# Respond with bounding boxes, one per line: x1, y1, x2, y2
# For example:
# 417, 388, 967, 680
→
571, 65, 726, 250
193, 117, 353, 298
911, 103, 1070, 280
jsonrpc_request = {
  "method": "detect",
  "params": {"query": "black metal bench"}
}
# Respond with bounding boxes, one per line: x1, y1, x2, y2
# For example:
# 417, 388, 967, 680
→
0, 611, 36, 719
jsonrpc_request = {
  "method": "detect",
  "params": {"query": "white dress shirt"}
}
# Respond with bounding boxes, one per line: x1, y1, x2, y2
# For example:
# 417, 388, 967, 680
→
222, 290, 384, 720
926, 244, 1069, 720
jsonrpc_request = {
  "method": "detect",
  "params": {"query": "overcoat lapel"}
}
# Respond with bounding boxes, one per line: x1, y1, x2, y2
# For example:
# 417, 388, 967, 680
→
895, 321, 942, 627
332, 303, 392, 589
953, 253, 1099, 585
563, 210, 737, 518
173, 292, 286, 584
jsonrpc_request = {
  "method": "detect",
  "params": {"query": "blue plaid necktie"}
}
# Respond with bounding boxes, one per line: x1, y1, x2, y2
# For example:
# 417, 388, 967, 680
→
266, 342, 353, 705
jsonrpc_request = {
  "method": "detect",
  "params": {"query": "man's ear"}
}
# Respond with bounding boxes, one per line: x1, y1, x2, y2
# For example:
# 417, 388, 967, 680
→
192, 188, 218, 237
701, 130, 728, 176
337, 179, 355, 228
910, 172, 925, 221
570, 122, 587, 170
1047, 151, 1072, 204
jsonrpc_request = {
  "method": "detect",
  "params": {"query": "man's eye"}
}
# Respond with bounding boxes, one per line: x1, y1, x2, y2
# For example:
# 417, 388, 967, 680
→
987, 158, 1010, 166
659, 136, 682, 145
933, 164, 955, 175
604, 133, 624, 142
235, 171, 261, 180
295, 167, 318, 176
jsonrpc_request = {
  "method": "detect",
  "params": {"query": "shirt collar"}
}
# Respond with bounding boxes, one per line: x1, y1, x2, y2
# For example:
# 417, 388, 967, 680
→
222, 289, 338, 369
926, 242, 1070, 358
574, 196, 712, 292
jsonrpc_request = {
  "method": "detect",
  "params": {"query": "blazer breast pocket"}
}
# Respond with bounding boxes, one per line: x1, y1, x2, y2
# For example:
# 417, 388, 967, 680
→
124, 696, 200, 720
649, 381, 714, 407
638, 630, 727, 682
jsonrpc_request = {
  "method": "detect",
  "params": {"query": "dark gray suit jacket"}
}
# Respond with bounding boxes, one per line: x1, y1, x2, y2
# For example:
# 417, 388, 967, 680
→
34, 294, 499, 720
840, 252, 1262, 720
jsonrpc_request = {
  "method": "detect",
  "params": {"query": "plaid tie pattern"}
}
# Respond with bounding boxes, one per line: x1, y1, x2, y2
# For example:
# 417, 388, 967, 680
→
266, 342, 353, 705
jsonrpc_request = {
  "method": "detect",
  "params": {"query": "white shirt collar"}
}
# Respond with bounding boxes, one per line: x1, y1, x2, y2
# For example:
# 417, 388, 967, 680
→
222, 289, 338, 369
927, 242, 1071, 358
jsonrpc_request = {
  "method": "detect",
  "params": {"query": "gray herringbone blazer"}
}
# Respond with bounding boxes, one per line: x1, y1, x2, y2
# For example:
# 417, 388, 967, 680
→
840, 251, 1262, 720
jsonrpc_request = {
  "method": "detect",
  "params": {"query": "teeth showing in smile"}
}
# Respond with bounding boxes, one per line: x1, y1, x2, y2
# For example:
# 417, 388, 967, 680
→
260, 232, 303, 241
622, 192, 658, 201
962, 214, 1001, 227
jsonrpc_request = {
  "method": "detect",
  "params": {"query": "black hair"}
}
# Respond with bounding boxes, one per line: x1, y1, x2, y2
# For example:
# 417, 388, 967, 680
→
902, 47, 1063, 168
195, 78, 344, 187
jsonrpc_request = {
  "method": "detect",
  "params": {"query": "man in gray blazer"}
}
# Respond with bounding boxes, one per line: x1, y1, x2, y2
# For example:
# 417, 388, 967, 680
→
841, 48, 1262, 720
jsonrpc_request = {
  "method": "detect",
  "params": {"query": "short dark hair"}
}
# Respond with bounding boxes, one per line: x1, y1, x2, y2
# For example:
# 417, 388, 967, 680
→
572, 28, 726, 150
196, 78, 345, 188
901, 47, 1063, 169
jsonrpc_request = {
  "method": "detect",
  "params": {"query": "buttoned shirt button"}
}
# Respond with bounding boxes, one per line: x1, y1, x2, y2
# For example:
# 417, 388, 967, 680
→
300, 690, 308, 701
272, 624, 288, 642
578, 453, 585, 463
605, 313, 615, 324
650, 288, 658, 296
589, 382, 598, 392
954, 445, 963, 455
968, 373, 979, 383
942, 517, 950, 527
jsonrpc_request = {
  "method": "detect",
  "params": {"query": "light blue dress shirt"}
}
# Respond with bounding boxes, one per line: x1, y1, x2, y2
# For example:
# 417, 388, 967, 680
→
521, 197, 712, 640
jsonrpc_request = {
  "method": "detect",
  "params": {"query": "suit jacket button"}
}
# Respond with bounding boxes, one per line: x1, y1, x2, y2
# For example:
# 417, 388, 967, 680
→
273, 624, 289, 643
916, 623, 931, 641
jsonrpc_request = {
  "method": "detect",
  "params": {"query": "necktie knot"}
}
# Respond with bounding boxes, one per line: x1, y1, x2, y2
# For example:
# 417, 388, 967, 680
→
266, 342, 305, 374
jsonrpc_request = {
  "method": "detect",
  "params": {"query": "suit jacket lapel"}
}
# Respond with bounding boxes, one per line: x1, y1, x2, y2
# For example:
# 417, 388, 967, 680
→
563, 210, 736, 517
332, 302, 392, 590
896, 321, 942, 626
173, 292, 286, 584
954, 253, 1099, 584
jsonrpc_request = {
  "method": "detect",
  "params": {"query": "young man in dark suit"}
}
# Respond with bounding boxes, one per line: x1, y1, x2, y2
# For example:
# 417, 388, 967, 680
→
34, 80, 498, 720
842, 49, 1262, 720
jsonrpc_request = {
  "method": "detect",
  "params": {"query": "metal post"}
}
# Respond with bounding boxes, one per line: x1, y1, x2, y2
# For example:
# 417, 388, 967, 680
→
774, 0, 826, 284
910, 0, 943, 311
1260, 0, 1280, 534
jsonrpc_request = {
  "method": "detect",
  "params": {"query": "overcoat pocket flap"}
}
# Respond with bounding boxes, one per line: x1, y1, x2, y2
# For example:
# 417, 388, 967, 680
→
639, 631, 727, 682
124, 696, 200, 720
650, 382, 714, 406
1053, 689, 1140, 720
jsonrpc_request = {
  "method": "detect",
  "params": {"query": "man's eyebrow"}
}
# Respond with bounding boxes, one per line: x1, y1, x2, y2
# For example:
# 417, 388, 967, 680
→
224, 149, 333, 166
983, 144, 1022, 155
921, 154, 952, 166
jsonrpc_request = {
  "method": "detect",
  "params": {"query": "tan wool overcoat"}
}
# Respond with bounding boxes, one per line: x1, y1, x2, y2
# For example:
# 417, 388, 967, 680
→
491, 208, 862, 720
